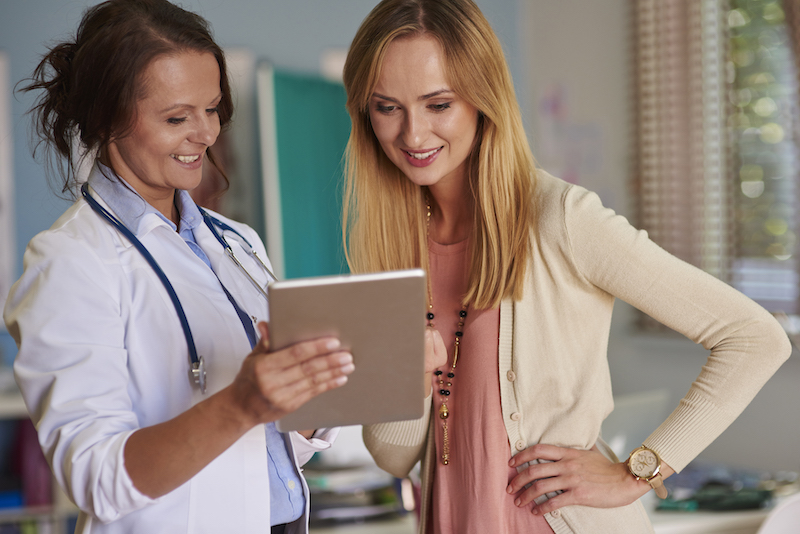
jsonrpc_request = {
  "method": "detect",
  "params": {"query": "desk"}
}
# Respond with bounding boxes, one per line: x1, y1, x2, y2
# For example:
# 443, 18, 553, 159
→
650, 509, 768, 534
308, 507, 770, 534
310, 514, 415, 534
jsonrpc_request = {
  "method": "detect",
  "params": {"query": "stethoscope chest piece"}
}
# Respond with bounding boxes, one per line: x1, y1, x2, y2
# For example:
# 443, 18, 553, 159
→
190, 356, 207, 394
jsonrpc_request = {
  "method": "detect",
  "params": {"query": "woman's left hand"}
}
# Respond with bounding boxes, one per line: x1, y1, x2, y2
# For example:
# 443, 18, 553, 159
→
506, 444, 656, 515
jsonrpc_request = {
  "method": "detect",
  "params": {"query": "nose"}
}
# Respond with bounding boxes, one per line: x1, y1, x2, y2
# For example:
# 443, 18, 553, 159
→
402, 109, 428, 148
192, 113, 220, 147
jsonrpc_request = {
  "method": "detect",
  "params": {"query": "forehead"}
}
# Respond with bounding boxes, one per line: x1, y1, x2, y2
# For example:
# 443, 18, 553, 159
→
137, 51, 221, 108
374, 34, 450, 95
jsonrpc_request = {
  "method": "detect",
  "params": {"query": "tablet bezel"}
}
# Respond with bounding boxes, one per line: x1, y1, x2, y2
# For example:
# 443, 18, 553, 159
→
268, 269, 427, 432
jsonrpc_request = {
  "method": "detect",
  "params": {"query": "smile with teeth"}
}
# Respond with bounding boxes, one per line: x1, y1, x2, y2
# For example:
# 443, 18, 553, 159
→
171, 154, 201, 164
405, 147, 442, 160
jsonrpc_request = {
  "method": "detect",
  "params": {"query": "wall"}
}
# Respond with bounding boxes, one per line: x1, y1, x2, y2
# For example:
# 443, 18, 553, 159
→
0, 0, 526, 361
5, 0, 793, 476
522, 0, 800, 473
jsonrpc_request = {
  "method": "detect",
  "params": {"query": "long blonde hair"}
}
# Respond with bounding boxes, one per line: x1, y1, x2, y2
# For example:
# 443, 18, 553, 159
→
342, 0, 536, 310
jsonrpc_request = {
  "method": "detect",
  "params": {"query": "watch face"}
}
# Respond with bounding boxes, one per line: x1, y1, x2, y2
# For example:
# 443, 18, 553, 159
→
630, 449, 659, 478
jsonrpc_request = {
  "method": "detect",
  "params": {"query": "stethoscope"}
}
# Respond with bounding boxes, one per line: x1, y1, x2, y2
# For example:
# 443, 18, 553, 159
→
80, 183, 277, 393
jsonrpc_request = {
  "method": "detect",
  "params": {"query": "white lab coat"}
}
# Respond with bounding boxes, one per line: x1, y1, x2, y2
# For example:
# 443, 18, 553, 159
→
4, 183, 336, 533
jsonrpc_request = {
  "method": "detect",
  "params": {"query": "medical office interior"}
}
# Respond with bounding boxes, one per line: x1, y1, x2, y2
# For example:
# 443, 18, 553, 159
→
0, 0, 798, 533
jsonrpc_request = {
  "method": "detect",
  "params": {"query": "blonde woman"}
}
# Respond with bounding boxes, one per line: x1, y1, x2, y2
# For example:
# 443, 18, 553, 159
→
341, 0, 791, 533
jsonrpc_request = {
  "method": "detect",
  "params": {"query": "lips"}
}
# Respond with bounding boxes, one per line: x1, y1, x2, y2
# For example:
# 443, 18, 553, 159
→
403, 147, 442, 167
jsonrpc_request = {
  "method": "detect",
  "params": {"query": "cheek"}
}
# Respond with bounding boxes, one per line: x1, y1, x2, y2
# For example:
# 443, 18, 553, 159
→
211, 118, 222, 144
369, 112, 395, 145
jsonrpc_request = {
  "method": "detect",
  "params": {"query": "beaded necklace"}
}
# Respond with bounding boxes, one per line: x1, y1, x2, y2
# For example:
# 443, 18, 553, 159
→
425, 198, 468, 466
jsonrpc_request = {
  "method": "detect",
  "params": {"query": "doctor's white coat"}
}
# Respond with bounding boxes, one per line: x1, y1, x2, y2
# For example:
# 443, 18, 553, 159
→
4, 187, 335, 533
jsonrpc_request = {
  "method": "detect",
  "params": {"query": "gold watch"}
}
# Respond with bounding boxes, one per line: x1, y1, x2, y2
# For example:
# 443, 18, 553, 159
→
626, 446, 668, 499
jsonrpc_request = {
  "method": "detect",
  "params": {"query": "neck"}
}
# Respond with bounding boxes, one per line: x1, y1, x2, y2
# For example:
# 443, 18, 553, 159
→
103, 146, 180, 227
427, 183, 473, 245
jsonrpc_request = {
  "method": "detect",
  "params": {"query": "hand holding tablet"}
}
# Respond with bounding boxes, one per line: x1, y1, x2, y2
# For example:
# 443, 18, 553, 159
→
268, 269, 427, 432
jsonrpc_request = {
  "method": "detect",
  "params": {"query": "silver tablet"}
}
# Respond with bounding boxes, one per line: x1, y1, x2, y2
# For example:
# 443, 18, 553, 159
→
268, 269, 426, 432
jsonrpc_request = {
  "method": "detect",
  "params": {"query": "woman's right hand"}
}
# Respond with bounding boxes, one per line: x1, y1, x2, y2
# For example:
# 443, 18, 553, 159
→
230, 321, 355, 429
424, 327, 447, 396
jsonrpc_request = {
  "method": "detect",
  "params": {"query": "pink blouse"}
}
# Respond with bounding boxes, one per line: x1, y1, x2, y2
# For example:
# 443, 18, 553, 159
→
427, 238, 554, 534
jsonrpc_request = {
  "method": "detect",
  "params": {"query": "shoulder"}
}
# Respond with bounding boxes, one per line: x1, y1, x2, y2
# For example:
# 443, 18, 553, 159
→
532, 169, 628, 239
533, 169, 606, 218
16, 199, 139, 304
26, 199, 121, 262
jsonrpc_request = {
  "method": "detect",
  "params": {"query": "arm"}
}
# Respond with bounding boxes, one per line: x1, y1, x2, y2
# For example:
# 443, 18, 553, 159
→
124, 321, 353, 498
508, 183, 790, 514
363, 399, 432, 478
7, 230, 353, 518
361, 325, 445, 478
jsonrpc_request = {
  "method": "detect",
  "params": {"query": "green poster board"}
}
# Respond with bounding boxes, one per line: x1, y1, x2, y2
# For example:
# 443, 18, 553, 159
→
258, 65, 351, 279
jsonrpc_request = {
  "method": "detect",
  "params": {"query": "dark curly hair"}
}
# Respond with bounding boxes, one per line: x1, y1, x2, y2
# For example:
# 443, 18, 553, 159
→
21, 0, 233, 195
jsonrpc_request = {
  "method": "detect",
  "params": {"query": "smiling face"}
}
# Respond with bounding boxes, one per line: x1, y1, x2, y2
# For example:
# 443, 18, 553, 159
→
107, 50, 222, 219
369, 34, 479, 192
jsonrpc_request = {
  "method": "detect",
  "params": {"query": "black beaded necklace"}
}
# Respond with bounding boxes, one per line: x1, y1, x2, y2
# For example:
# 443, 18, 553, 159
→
425, 198, 468, 466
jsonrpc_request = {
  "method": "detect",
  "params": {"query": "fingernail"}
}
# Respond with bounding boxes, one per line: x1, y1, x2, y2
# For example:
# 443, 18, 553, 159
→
514, 499, 521, 507
509, 459, 515, 467
326, 339, 341, 351
531, 508, 539, 515
334, 376, 348, 386
341, 363, 355, 374
338, 353, 353, 365
506, 485, 513, 494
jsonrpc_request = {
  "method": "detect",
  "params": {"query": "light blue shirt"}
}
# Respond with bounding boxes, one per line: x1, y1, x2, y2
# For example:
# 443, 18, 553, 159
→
88, 166, 306, 525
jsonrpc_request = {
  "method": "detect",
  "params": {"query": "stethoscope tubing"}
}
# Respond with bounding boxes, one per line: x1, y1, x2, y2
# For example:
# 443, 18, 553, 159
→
80, 183, 274, 393
199, 209, 277, 300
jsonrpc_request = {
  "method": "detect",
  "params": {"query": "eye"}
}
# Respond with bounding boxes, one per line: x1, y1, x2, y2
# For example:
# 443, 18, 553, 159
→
429, 102, 452, 112
206, 106, 220, 115
167, 117, 187, 125
374, 102, 397, 114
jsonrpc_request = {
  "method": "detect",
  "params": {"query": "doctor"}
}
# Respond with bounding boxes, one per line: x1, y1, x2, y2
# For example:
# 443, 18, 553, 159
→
3, 1, 354, 533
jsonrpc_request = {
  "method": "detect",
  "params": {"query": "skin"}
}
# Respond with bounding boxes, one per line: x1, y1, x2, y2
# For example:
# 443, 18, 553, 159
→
107, 51, 355, 498
370, 34, 674, 516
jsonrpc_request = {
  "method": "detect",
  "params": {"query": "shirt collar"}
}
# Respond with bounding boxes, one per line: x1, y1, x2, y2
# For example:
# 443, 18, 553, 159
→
87, 162, 204, 236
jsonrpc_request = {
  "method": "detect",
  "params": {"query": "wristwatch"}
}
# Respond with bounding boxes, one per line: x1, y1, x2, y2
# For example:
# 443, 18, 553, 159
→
626, 445, 668, 499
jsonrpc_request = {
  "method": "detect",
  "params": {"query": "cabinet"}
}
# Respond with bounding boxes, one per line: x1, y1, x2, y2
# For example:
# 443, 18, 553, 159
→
0, 386, 77, 534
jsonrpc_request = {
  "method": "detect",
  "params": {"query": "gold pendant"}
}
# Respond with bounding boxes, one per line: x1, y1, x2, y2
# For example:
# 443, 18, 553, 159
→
439, 403, 449, 419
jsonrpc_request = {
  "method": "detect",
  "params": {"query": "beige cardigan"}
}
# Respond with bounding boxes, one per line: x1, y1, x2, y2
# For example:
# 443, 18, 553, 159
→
363, 171, 791, 533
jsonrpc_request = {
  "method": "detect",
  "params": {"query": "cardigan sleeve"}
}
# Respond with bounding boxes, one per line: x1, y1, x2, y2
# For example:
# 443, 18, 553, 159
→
560, 184, 792, 472
362, 393, 433, 478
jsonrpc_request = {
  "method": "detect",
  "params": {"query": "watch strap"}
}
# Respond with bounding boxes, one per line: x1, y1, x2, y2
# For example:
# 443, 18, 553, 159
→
648, 472, 668, 499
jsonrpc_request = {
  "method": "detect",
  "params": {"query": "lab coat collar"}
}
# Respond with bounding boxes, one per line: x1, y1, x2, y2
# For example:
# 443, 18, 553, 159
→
86, 162, 203, 238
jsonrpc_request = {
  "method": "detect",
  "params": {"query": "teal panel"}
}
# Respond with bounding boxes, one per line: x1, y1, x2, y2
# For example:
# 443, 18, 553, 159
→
273, 70, 351, 278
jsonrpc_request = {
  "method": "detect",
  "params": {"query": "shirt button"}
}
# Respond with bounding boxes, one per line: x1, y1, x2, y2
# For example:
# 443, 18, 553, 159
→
507, 370, 516, 382
515, 440, 526, 451
288, 480, 296, 490
510, 412, 521, 421
551, 509, 561, 518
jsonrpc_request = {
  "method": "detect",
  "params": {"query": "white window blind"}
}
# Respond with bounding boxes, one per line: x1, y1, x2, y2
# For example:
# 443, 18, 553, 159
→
631, 0, 800, 326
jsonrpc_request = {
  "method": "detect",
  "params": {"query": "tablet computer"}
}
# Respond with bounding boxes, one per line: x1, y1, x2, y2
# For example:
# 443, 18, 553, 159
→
268, 269, 426, 432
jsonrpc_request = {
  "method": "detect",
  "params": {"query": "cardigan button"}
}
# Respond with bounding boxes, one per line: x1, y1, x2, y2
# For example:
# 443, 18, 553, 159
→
551, 509, 561, 518
506, 370, 516, 382
515, 440, 526, 451
510, 412, 521, 421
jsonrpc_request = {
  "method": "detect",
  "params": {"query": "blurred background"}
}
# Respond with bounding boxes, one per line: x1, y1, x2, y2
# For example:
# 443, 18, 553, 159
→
0, 1, 798, 533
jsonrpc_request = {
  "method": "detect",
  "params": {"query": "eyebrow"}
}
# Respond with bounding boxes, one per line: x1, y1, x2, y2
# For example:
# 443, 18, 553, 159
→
159, 92, 223, 114
372, 89, 454, 102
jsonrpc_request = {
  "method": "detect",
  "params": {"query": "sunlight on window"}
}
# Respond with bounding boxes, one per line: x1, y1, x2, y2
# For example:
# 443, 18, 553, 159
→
729, 0, 799, 311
